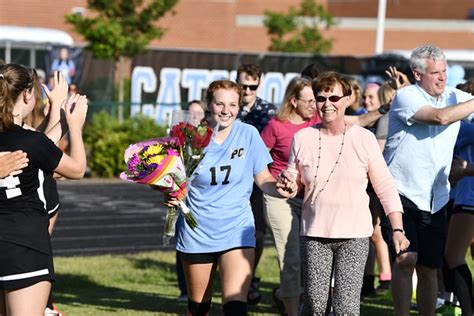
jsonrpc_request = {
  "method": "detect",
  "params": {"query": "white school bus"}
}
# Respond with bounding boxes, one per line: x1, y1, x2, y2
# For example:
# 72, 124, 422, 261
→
0, 25, 74, 72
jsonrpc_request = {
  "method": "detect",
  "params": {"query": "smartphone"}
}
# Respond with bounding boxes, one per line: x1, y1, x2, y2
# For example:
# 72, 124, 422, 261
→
40, 85, 48, 103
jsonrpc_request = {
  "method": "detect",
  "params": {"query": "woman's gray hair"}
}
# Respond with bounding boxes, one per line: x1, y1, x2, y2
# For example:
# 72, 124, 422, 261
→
409, 44, 445, 74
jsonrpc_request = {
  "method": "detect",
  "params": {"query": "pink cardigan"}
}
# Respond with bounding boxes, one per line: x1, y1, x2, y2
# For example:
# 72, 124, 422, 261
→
287, 124, 403, 238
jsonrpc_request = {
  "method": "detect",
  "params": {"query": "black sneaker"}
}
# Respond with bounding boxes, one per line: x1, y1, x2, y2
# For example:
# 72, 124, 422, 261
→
272, 287, 286, 315
375, 280, 391, 294
247, 277, 262, 305
361, 275, 376, 298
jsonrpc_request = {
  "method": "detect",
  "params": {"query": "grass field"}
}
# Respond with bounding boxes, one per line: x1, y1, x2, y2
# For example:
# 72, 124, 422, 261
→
52, 247, 472, 315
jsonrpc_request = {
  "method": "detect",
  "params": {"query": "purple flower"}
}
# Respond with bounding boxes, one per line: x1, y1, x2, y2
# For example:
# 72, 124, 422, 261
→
127, 154, 140, 171
138, 170, 149, 179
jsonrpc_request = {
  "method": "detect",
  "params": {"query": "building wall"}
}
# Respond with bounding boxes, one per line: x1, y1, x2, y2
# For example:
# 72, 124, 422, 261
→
327, 0, 474, 19
2, 0, 473, 56
0, 0, 85, 36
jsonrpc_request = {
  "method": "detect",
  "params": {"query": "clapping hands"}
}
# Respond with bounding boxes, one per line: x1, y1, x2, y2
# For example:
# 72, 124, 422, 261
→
42, 71, 68, 109
64, 94, 88, 131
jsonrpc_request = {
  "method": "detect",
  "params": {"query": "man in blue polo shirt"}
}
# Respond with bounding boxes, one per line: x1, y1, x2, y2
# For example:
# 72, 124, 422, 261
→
383, 44, 474, 316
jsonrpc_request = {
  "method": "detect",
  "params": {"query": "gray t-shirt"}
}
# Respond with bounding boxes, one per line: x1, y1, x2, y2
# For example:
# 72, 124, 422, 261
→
375, 113, 389, 140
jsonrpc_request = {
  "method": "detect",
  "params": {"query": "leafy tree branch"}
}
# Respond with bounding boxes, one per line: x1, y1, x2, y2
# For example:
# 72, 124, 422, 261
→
264, 0, 335, 54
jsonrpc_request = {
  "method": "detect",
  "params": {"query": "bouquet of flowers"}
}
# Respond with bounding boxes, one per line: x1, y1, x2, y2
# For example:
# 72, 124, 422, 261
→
120, 111, 213, 243
170, 121, 213, 177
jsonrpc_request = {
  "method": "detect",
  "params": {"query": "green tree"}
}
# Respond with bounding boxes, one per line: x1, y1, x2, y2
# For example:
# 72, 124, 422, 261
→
66, 0, 178, 121
263, 0, 335, 54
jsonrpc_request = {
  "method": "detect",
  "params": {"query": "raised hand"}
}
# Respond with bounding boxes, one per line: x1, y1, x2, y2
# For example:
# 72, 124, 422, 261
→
42, 71, 68, 110
41, 71, 70, 142
385, 66, 410, 90
65, 94, 88, 131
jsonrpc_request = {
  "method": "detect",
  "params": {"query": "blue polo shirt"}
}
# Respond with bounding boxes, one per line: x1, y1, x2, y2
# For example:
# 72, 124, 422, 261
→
384, 84, 474, 213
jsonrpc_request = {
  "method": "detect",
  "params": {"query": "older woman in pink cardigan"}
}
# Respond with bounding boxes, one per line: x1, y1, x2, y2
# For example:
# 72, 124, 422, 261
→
279, 71, 410, 315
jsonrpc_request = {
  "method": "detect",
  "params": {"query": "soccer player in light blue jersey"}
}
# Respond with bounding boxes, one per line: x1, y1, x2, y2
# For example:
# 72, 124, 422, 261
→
164, 79, 294, 316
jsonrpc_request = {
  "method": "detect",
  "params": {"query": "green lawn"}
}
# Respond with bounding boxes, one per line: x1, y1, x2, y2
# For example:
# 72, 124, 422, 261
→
52, 247, 472, 315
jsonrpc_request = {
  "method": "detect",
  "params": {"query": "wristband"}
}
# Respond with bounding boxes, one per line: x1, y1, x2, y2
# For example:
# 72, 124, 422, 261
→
392, 228, 405, 235
378, 103, 390, 115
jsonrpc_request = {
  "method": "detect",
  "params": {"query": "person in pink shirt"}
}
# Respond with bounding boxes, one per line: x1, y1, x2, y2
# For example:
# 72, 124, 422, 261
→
261, 76, 320, 316
279, 71, 409, 315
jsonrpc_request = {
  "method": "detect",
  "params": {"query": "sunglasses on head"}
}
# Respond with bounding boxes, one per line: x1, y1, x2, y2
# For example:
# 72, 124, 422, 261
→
240, 84, 259, 91
315, 95, 346, 103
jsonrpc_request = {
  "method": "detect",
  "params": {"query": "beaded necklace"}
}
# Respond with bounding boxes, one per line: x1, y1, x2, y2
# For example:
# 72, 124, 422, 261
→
311, 123, 347, 206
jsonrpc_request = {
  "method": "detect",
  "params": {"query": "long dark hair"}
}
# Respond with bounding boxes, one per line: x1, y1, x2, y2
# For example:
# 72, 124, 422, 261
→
0, 63, 36, 132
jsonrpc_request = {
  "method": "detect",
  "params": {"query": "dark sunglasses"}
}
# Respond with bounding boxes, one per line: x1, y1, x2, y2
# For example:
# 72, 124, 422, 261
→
315, 95, 347, 103
240, 84, 259, 91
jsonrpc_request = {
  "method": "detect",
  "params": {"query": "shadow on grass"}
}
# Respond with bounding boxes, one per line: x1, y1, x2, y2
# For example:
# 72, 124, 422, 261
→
124, 256, 284, 314
54, 273, 183, 313
360, 292, 419, 316
361, 295, 396, 316
53, 272, 397, 315
127, 256, 177, 283
54, 255, 398, 315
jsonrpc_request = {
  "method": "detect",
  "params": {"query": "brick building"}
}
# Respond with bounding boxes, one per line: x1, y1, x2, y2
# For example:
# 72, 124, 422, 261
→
1, 0, 473, 56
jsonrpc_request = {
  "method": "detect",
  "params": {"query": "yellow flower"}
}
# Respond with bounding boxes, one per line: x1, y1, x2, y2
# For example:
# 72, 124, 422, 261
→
147, 154, 165, 164
143, 144, 163, 157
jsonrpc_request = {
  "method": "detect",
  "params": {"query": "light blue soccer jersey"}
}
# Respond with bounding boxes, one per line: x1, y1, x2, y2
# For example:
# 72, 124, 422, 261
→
176, 120, 272, 253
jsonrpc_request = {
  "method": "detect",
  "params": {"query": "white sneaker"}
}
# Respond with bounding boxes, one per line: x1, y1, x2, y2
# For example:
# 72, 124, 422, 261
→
45, 307, 59, 316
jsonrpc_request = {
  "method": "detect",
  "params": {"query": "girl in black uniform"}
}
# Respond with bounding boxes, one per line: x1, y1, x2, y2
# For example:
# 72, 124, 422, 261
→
25, 70, 69, 315
0, 63, 88, 315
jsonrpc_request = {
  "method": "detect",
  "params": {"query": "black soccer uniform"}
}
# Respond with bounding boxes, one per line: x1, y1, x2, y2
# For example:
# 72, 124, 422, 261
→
44, 173, 60, 219
36, 119, 61, 219
0, 125, 63, 290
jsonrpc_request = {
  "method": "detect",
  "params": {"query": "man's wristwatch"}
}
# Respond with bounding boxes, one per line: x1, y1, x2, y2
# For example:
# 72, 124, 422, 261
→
392, 228, 405, 235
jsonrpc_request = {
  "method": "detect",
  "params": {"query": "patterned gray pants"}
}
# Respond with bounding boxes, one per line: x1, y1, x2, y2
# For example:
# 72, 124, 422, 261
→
300, 236, 369, 316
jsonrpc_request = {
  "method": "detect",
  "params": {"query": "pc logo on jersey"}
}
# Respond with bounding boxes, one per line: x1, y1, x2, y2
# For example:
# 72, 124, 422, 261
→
230, 148, 245, 159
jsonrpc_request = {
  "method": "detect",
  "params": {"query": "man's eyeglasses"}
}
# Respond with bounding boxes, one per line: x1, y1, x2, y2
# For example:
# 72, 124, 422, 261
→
297, 98, 316, 106
240, 84, 259, 91
315, 95, 347, 103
